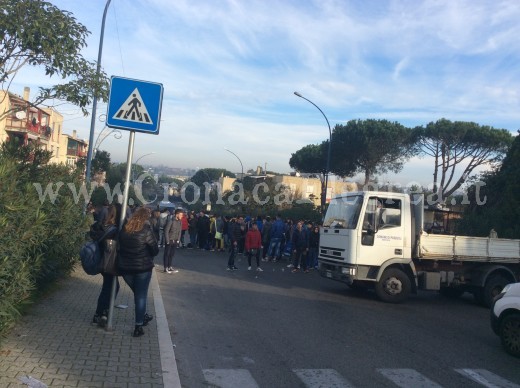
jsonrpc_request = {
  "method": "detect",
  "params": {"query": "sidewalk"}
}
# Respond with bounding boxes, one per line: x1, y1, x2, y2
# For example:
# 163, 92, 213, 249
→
0, 267, 180, 388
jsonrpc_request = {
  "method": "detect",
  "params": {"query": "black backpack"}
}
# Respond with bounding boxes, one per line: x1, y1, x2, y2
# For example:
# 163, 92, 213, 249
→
80, 226, 116, 275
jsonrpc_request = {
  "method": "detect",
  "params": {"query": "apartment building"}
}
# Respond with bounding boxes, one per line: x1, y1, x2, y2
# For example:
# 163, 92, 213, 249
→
218, 174, 356, 206
0, 87, 87, 167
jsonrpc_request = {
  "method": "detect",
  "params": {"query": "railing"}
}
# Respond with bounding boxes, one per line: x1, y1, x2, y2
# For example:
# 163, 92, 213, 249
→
67, 149, 88, 157
5, 117, 51, 139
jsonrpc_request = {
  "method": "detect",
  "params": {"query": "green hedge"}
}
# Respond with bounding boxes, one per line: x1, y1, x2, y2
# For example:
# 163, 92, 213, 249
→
0, 141, 89, 338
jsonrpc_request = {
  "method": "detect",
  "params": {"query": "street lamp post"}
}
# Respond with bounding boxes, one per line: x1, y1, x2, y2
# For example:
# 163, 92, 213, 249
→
224, 148, 244, 181
294, 91, 332, 217
85, 0, 112, 183
132, 152, 156, 183
94, 126, 122, 154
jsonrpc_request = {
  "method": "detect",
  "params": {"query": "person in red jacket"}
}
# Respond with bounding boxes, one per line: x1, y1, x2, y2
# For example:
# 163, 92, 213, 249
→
179, 210, 189, 248
245, 223, 263, 271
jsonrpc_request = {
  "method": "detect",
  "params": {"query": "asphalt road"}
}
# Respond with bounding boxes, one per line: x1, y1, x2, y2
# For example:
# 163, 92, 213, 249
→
154, 247, 520, 388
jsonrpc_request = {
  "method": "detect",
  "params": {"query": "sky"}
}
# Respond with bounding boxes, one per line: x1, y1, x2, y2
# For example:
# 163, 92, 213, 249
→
11, 0, 520, 187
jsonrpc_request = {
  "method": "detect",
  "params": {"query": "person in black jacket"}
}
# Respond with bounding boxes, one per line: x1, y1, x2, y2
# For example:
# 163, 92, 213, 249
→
291, 220, 309, 273
118, 207, 159, 337
227, 216, 243, 270
307, 224, 320, 270
89, 204, 120, 327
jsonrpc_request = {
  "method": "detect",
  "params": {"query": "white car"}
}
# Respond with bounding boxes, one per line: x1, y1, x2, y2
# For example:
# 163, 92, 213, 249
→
491, 282, 520, 357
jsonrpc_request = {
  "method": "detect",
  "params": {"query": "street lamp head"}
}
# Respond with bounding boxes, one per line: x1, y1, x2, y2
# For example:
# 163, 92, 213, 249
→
294, 91, 303, 97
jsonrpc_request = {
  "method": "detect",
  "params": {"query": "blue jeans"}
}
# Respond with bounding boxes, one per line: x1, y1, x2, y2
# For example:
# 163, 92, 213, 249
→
122, 271, 152, 325
159, 229, 165, 246
268, 237, 282, 258
96, 274, 119, 316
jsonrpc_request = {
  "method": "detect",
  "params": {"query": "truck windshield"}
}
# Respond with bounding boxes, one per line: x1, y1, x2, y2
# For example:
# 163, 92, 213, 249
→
323, 195, 363, 229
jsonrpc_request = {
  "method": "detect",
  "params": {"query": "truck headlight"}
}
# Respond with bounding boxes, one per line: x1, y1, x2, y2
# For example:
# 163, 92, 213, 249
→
341, 267, 356, 275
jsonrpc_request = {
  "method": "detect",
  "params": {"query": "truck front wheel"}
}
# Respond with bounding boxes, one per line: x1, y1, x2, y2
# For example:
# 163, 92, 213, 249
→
375, 268, 411, 303
477, 275, 510, 308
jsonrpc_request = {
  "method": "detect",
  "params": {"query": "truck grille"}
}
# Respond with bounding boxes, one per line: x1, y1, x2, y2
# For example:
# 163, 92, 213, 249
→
320, 246, 345, 261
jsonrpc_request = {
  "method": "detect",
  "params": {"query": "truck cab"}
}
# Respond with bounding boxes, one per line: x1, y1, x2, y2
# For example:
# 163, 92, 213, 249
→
319, 191, 417, 302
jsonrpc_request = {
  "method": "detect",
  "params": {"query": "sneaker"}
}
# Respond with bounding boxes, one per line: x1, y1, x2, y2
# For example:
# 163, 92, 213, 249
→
232, 266, 239, 270
291, 268, 299, 273
133, 325, 144, 337
248, 266, 252, 271
143, 313, 153, 326
99, 314, 108, 328
92, 314, 101, 325
256, 267, 263, 272
166, 268, 172, 274
304, 269, 310, 273
170, 267, 179, 273
287, 264, 294, 268
227, 267, 233, 271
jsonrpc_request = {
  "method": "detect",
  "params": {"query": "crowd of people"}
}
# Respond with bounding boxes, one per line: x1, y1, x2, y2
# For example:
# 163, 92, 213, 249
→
152, 209, 319, 272
88, 204, 321, 337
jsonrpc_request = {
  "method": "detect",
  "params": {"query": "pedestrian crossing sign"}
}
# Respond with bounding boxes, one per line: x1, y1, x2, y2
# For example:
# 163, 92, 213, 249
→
106, 76, 163, 134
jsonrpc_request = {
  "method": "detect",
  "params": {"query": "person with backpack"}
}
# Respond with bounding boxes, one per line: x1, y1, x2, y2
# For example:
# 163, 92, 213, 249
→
89, 203, 121, 328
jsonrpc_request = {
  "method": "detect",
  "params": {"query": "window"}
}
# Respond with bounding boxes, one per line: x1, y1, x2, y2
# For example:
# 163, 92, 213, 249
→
323, 195, 363, 229
363, 197, 402, 230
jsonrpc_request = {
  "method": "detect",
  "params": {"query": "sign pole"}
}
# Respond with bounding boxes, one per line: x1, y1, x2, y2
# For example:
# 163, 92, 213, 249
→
104, 75, 162, 331
106, 131, 136, 331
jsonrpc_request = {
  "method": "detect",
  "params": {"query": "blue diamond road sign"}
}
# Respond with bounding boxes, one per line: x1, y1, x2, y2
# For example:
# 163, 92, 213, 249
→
106, 76, 163, 134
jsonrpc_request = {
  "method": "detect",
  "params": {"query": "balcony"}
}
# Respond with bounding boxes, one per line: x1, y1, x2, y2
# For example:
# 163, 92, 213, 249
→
66, 147, 87, 157
5, 116, 51, 141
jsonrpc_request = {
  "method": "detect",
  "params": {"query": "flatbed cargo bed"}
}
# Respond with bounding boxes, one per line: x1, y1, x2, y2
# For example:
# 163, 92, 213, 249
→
418, 232, 520, 263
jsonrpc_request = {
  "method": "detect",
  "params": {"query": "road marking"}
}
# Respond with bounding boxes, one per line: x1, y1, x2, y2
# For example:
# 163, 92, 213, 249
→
455, 369, 520, 388
199, 368, 520, 387
377, 368, 443, 387
203, 369, 260, 388
293, 369, 355, 387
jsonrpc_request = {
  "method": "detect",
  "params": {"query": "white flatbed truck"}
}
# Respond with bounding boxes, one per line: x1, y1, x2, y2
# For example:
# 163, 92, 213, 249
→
318, 191, 520, 306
